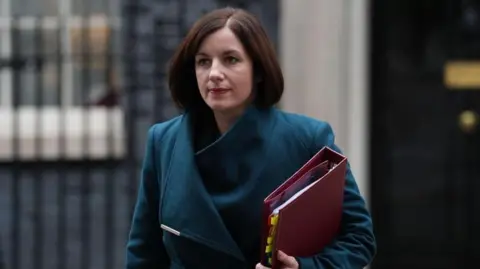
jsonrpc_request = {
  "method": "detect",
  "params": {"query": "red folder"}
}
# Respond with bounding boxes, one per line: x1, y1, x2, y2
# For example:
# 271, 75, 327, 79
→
260, 146, 347, 268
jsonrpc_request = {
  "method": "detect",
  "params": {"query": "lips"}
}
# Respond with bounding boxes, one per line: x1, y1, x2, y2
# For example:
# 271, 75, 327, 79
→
209, 88, 229, 94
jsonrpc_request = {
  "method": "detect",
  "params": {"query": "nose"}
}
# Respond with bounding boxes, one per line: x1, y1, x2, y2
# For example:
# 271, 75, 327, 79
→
208, 59, 224, 82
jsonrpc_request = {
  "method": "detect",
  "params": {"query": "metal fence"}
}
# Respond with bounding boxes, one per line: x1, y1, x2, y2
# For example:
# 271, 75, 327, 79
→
0, 8, 169, 269
0, 13, 136, 269
0, 1, 278, 268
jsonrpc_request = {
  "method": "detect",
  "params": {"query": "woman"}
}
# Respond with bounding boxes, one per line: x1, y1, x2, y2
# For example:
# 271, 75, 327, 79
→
126, 7, 376, 269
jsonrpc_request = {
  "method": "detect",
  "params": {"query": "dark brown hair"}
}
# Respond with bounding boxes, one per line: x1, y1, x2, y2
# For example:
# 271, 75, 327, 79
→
167, 7, 284, 110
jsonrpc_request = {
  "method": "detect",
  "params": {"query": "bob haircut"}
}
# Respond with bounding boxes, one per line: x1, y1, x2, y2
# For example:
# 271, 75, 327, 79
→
167, 7, 284, 110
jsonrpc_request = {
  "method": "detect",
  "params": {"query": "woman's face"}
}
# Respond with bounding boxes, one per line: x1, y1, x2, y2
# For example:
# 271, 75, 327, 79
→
195, 26, 254, 116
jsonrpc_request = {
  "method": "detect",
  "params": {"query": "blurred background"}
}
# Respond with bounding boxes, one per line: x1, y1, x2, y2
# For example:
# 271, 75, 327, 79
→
0, 0, 479, 268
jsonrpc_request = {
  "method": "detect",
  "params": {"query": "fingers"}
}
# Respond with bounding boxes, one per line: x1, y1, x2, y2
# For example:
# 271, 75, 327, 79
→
256, 251, 298, 269
277, 250, 299, 268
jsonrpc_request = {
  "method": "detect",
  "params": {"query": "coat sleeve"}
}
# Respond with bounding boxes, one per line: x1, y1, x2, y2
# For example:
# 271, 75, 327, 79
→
295, 123, 376, 269
126, 125, 170, 269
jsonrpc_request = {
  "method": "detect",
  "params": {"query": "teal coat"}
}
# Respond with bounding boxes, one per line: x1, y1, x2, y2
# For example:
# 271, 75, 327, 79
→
125, 106, 376, 269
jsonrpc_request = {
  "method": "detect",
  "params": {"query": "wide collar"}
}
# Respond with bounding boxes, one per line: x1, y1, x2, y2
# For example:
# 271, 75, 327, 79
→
195, 105, 269, 156
160, 105, 276, 263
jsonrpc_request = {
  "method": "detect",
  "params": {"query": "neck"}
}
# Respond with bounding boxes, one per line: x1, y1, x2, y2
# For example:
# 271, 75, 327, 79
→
213, 108, 246, 134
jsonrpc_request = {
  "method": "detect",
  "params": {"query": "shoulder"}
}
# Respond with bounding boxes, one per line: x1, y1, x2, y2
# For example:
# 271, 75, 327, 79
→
272, 109, 336, 152
146, 114, 184, 145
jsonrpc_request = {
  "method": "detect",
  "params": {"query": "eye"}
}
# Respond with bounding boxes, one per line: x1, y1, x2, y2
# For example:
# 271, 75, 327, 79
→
226, 56, 239, 64
196, 58, 210, 66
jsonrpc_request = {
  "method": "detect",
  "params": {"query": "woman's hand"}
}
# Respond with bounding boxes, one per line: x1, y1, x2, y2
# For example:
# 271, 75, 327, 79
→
255, 251, 299, 269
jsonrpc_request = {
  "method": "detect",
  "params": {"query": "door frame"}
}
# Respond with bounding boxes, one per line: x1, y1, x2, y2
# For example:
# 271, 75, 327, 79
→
368, 0, 389, 266
279, 0, 371, 207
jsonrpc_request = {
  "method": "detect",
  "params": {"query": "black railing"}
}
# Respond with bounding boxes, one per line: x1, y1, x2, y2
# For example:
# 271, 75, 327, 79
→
0, 13, 131, 269
0, 10, 171, 268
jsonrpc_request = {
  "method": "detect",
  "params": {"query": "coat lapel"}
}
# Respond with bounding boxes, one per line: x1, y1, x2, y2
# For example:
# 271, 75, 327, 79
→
160, 111, 247, 262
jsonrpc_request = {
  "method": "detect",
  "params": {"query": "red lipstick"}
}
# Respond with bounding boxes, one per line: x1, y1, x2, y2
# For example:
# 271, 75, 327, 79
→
209, 88, 229, 94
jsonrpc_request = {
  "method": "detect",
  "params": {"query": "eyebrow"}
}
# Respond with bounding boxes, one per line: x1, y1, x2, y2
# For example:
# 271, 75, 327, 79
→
195, 49, 240, 57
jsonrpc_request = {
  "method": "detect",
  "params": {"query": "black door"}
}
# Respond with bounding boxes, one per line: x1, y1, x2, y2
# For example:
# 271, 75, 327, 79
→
370, 0, 480, 268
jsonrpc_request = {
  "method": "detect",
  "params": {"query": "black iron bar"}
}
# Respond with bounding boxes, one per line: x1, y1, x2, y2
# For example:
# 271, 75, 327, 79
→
10, 16, 21, 269
80, 12, 92, 269
56, 15, 67, 269
104, 3, 115, 267
33, 16, 45, 269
